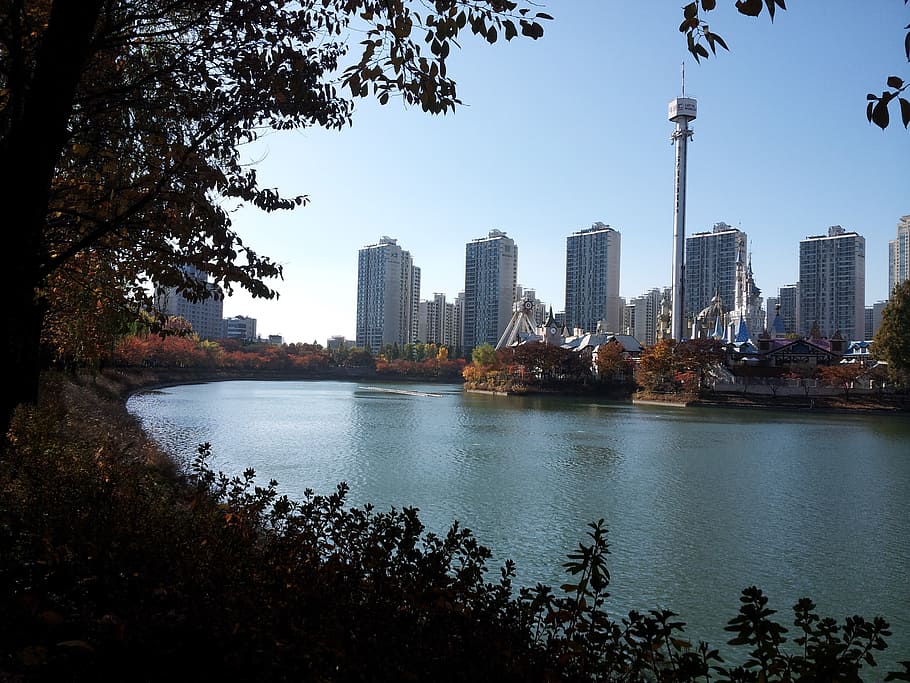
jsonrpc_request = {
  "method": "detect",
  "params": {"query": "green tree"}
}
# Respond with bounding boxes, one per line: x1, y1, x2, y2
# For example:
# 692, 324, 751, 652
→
471, 342, 498, 367
874, 279, 910, 385
0, 0, 551, 434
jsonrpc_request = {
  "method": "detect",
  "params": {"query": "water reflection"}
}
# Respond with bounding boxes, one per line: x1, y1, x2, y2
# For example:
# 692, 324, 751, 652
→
127, 380, 910, 670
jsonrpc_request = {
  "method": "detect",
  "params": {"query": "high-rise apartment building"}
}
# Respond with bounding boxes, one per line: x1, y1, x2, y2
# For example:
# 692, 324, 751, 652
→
356, 236, 421, 354
685, 222, 746, 321
627, 288, 664, 347
764, 297, 779, 333
564, 222, 622, 334
516, 285, 548, 326
453, 292, 466, 355
463, 230, 517, 356
155, 265, 225, 340
777, 284, 799, 336
888, 214, 910, 295
417, 293, 456, 347
798, 226, 865, 340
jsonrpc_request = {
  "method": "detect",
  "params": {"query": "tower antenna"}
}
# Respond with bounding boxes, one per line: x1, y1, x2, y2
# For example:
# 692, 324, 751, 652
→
668, 72, 697, 340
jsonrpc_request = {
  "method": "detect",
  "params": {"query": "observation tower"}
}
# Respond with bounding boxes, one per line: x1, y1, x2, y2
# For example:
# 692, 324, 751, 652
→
668, 66, 696, 340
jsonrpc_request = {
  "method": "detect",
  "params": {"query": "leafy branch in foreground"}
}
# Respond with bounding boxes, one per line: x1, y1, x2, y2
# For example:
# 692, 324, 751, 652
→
679, 0, 910, 131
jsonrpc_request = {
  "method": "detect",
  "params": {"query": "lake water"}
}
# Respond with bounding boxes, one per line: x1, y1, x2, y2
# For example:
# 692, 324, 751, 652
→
127, 380, 910, 673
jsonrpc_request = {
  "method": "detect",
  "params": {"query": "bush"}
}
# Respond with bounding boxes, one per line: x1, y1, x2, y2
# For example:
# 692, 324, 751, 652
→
2, 372, 907, 681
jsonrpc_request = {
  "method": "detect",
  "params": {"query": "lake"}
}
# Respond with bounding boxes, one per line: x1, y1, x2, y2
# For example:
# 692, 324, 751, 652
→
127, 379, 910, 673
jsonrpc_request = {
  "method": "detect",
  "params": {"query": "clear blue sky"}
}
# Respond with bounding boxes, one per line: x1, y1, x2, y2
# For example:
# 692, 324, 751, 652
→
223, 1, 908, 344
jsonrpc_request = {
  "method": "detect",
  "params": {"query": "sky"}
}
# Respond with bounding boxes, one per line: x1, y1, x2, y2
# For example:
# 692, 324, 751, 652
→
222, 1, 908, 345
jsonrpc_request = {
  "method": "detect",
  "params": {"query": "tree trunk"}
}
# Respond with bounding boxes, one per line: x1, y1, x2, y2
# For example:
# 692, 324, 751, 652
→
0, 1, 105, 436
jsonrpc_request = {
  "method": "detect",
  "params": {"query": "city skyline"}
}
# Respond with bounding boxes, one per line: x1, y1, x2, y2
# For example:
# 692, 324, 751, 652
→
220, 3, 907, 343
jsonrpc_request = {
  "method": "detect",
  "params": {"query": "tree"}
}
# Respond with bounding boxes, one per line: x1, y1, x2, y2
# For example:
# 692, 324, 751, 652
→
40, 251, 136, 371
781, 365, 814, 398
636, 339, 676, 393
680, 0, 910, 130
593, 339, 631, 381
471, 343, 498, 367
817, 363, 868, 401
0, 0, 551, 434
874, 279, 910, 385
672, 338, 726, 393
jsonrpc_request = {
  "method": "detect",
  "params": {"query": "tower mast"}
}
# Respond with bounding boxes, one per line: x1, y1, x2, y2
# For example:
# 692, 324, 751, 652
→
668, 64, 697, 340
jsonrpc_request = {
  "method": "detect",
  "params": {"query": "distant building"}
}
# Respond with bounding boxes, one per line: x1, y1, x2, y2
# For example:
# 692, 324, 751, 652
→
728, 241, 764, 341
326, 335, 355, 351
554, 310, 568, 330
564, 222, 622, 334
798, 225, 865, 340
453, 292, 466, 355
871, 300, 888, 339
155, 265, 224, 340
764, 297, 778, 333
417, 293, 456, 347
267, 334, 284, 345
888, 214, 910, 295
777, 284, 799, 335
224, 315, 257, 342
462, 230, 517, 356
685, 222, 746, 323
356, 236, 421, 354
515, 285, 548, 326
627, 288, 665, 347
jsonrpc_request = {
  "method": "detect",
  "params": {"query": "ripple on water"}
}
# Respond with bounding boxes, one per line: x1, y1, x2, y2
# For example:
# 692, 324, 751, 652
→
128, 381, 910, 672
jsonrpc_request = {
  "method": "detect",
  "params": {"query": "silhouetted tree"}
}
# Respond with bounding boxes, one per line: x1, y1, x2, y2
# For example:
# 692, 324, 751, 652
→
0, 0, 550, 434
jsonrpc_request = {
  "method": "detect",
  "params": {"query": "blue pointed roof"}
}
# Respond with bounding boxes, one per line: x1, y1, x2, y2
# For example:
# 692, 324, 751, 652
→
772, 310, 785, 337
712, 313, 725, 339
734, 315, 750, 344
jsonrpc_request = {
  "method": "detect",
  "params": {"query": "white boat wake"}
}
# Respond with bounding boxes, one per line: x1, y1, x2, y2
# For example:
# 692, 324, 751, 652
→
358, 386, 443, 398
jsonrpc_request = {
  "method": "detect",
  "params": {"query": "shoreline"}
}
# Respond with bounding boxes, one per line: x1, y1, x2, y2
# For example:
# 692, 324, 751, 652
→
93, 368, 909, 417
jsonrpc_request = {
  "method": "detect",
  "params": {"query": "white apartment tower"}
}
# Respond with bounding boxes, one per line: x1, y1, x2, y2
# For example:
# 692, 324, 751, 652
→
628, 288, 664, 347
155, 264, 224, 340
356, 236, 421, 354
453, 292, 466, 355
888, 214, 910, 295
798, 226, 865, 340
685, 222, 746, 323
417, 293, 456, 347
777, 284, 799, 336
564, 222, 622, 334
463, 230, 517, 356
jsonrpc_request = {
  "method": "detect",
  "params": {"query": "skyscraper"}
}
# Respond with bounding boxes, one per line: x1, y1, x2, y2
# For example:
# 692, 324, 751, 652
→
798, 226, 865, 340
463, 230, 517, 356
356, 236, 421, 354
564, 222, 622, 334
684, 221, 746, 323
628, 288, 665, 346
777, 284, 799, 335
888, 214, 910, 295
417, 293, 456, 347
155, 264, 225, 340
453, 291, 466, 355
